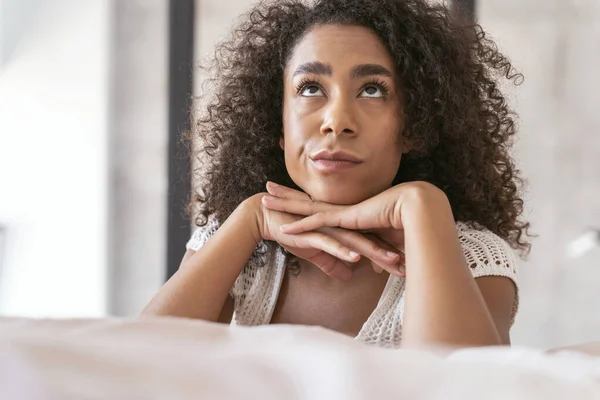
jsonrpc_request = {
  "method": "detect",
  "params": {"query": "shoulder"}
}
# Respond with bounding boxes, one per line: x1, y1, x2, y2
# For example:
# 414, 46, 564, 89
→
186, 216, 221, 252
456, 222, 520, 329
456, 222, 519, 279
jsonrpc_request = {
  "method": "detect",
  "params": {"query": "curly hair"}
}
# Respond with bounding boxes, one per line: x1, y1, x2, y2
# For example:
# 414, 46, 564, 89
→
189, 0, 531, 254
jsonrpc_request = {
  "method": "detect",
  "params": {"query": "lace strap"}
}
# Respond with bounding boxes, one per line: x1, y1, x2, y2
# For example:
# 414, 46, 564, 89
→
457, 224, 520, 325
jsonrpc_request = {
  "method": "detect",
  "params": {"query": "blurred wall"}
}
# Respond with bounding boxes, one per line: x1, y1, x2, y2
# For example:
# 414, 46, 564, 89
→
480, 0, 600, 347
108, 0, 168, 317
0, 0, 109, 317
0, 0, 42, 66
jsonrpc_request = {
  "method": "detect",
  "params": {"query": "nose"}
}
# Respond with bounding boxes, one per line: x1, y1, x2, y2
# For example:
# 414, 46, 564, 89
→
320, 97, 358, 137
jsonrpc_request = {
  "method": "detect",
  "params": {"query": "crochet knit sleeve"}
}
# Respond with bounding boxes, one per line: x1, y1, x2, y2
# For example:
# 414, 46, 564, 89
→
456, 223, 520, 325
185, 217, 266, 301
186, 218, 220, 252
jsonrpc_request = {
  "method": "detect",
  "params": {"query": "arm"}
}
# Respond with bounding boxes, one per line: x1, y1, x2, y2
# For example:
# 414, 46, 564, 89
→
142, 193, 399, 320
141, 198, 261, 321
180, 249, 236, 323
475, 276, 516, 345
400, 187, 506, 348
255, 182, 517, 348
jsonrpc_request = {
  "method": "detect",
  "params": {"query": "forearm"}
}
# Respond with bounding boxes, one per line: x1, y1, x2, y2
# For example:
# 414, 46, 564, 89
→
400, 193, 501, 349
141, 199, 261, 321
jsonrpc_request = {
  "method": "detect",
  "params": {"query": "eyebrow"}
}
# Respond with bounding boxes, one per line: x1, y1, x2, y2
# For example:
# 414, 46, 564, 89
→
293, 62, 333, 77
292, 62, 393, 79
350, 64, 393, 79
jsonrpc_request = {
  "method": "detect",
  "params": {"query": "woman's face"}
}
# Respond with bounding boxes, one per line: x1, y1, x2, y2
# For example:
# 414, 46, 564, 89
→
282, 24, 406, 205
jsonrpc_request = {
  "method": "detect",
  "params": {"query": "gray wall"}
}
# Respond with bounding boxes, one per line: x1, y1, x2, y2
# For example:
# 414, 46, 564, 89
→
109, 0, 169, 316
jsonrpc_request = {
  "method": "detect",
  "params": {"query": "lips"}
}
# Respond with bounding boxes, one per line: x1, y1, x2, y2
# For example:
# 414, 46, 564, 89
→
310, 150, 363, 163
310, 150, 363, 172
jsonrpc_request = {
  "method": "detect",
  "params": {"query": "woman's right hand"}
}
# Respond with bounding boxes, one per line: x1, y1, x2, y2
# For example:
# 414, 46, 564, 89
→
245, 194, 402, 281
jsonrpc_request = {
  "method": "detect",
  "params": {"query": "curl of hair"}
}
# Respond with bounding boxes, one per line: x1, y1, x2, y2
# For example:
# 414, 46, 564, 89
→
188, 0, 531, 255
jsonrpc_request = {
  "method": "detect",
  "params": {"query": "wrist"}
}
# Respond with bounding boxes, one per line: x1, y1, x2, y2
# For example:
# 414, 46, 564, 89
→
239, 193, 267, 245
401, 184, 454, 229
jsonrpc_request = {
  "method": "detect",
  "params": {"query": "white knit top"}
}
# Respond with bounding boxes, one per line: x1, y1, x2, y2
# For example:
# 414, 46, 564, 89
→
186, 218, 519, 348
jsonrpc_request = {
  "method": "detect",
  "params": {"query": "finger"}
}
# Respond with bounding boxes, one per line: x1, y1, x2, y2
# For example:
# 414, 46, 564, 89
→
262, 195, 333, 217
365, 233, 406, 260
323, 228, 403, 277
321, 228, 401, 266
370, 260, 404, 278
377, 262, 404, 278
287, 232, 361, 264
266, 182, 310, 200
398, 265, 406, 278
371, 262, 384, 274
281, 209, 387, 234
361, 234, 405, 277
369, 228, 406, 252
282, 245, 353, 282
281, 211, 347, 234
305, 252, 354, 282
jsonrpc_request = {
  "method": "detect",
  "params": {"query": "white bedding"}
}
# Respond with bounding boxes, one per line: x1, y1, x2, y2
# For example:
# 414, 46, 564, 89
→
0, 317, 599, 399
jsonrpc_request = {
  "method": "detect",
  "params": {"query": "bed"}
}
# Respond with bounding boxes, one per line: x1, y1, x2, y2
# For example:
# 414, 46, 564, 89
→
0, 316, 598, 399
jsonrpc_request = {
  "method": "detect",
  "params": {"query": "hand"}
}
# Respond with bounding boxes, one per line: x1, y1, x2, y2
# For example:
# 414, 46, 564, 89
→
247, 194, 403, 281
263, 181, 445, 234
259, 183, 405, 277
261, 182, 447, 274
257, 185, 407, 277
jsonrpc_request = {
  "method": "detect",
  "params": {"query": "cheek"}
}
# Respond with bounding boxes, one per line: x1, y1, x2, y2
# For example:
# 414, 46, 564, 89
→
376, 139, 403, 176
284, 99, 320, 129
365, 116, 404, 180
368, 114, 403, 154
283, 100, 322, 151
281, 108, 305, 171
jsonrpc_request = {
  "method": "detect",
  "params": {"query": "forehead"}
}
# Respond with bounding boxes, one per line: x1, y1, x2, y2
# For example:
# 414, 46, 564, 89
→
286, 24, 395, 76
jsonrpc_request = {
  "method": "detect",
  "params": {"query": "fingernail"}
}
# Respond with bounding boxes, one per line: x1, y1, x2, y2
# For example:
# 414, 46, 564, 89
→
268, 181, 279, 187
386, 251, 399, 259
280, 224, 290, 231
349, 251, 359, 258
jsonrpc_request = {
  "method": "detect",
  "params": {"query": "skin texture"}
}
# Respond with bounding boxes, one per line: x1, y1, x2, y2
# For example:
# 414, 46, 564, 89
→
144, 0, 528, 349
282, 25, 405, 205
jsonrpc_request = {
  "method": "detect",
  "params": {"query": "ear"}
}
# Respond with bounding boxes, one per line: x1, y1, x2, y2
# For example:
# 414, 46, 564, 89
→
279, 136, 285, 150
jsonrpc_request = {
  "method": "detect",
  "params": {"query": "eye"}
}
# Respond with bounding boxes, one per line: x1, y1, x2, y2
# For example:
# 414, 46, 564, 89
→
300, 85, 324, 97
295, 78, 325, 98
359, 80, 390, 98
360, 85, 385, 98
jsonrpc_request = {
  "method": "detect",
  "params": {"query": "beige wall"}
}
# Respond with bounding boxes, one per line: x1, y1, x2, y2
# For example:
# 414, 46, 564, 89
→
480, 0, 600, 347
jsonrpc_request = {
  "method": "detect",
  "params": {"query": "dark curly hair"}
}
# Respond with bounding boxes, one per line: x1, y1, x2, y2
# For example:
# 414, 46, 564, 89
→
189, 0, 531, 254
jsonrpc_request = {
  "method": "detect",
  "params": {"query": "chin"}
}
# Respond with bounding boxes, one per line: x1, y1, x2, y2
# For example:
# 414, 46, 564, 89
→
308, 185, 374, 205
